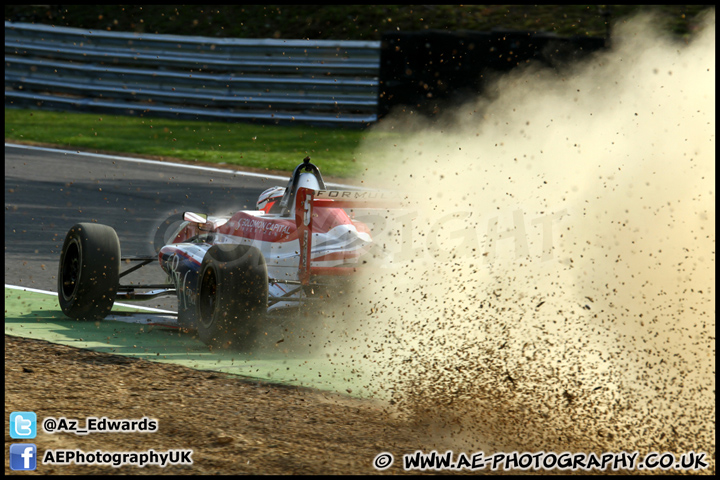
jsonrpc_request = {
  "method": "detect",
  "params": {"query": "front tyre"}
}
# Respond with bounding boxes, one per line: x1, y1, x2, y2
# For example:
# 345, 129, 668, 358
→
58, 223, 121, 321
196, 244, 268, 349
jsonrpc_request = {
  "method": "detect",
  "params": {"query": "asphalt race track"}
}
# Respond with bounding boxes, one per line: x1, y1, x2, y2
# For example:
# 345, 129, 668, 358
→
5, 143, 273, 307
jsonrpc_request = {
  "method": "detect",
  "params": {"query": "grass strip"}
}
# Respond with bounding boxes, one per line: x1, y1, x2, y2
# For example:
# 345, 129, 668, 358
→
5, 108, 392, 178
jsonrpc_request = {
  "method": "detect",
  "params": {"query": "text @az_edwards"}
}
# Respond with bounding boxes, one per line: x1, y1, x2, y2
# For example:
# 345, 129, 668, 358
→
42, 416, 158, 435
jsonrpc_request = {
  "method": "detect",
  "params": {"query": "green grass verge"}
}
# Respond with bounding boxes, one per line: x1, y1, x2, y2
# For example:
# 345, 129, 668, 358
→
5, 108, 390, 179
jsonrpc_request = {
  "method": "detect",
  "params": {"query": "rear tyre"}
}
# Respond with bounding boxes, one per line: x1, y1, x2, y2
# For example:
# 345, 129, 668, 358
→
58, 223, 121, 321
196, 244, 268, 349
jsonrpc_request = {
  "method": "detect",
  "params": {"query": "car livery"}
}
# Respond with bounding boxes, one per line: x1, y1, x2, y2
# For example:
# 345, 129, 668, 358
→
57, 157, 383, 349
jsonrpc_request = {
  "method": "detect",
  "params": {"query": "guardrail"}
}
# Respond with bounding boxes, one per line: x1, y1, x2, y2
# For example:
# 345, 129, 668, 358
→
4, 22, 381, 126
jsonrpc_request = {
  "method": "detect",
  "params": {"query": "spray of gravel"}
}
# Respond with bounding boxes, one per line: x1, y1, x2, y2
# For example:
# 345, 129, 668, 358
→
313, 12, 715, 466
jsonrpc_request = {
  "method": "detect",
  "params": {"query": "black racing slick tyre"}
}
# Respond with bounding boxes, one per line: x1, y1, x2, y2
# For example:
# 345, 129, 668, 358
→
196, 244, 268, 349
57, 223, 121, 321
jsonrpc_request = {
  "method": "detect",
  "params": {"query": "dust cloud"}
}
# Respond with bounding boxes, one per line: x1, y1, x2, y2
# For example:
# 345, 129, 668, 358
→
323, 11, 714, 469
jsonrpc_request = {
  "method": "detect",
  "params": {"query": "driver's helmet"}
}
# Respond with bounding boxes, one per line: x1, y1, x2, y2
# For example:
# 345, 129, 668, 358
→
256, 186, 286, 213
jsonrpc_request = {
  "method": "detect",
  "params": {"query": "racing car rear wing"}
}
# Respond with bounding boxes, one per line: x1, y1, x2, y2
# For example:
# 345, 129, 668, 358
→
294, 187, 400, 285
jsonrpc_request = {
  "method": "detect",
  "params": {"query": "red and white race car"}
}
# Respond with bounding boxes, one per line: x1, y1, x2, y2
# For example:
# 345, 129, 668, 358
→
57, 157, 388, 348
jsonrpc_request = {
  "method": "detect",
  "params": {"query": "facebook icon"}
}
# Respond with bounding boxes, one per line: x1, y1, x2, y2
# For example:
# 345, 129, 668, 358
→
10, 444, 37, 471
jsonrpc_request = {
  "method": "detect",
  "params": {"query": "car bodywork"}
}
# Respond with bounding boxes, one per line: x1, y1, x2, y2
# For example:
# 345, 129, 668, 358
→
155, 162, 375, 326
59, 158, 389, 341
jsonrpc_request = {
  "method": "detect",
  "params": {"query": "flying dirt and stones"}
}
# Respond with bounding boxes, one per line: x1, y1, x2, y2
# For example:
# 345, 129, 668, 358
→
308, 11, 715, 473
